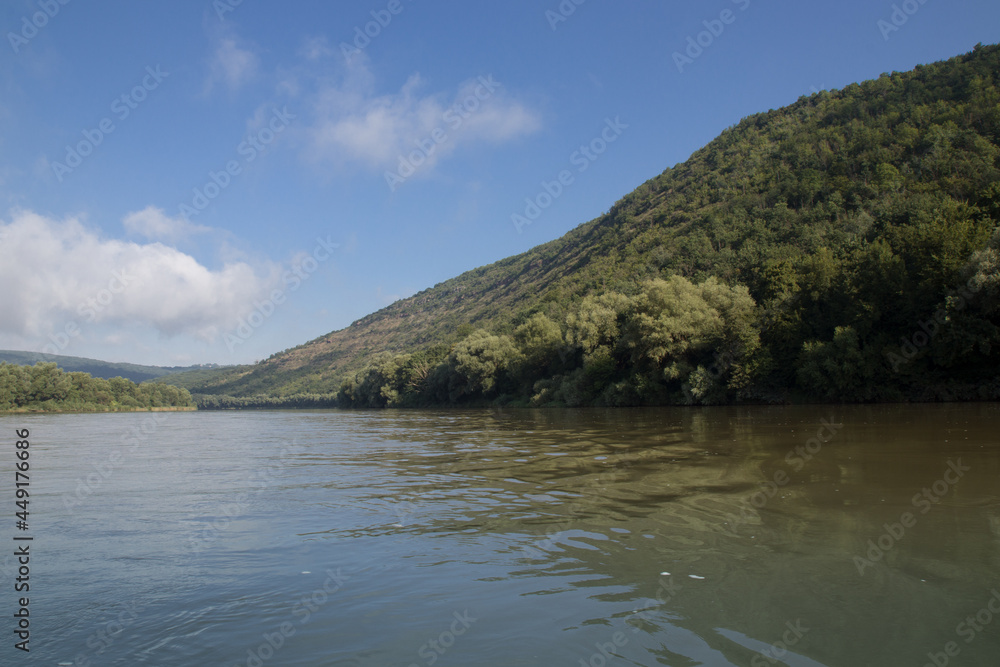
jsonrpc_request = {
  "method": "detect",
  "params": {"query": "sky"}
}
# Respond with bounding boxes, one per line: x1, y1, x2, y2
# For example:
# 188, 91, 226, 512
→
0, 0, 997, 367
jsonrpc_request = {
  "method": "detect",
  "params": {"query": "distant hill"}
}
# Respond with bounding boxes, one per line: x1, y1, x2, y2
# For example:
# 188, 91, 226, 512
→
0, 350, 221, 384
170, 43, 1000, 406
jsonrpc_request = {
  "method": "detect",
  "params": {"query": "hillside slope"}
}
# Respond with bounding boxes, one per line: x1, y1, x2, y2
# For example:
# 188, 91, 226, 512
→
174, 44, 1000, 405
0, 350, 220, 384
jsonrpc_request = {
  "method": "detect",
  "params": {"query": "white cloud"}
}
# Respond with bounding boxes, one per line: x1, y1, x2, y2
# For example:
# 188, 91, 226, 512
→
305, 62, 542, 172
122, 206, 211, 242
0, 210, 281, 342
299, 36, 334, 61
207, 37, 259, 92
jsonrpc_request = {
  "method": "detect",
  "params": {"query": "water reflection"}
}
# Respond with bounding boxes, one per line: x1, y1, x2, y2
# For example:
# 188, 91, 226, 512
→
291, 404, 1000, 665
8, 403, 999, 666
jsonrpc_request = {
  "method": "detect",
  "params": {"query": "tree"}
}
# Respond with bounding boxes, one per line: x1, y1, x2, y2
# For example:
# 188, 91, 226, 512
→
565, 291, 632, 354
0, 364, 30, 409
28, 363, 72, 403
797, 326, 879, 401
514, 313, 565, 382
447, 330, 523, 400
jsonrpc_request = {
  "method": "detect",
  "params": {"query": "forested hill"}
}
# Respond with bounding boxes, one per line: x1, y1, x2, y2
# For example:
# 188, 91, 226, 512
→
0, 350, 218, 384
174, 43, 1000, 406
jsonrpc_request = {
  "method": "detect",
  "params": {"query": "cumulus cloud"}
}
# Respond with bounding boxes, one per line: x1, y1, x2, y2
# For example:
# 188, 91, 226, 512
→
305, 62, 542, 172
122, 206, 212, 242
207, 37, 259, 92
0, 210, 281, 342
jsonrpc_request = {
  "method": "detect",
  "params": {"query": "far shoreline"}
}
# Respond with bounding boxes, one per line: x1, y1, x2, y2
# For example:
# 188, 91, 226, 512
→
0, 406, 198, 415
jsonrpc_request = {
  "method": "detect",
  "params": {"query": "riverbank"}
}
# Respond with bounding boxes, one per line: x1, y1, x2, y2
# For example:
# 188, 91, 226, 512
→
0, 405, 198, 414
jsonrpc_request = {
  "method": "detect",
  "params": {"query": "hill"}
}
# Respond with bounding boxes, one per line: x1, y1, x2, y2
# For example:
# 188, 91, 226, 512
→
171, 43, 1000, 407
0, 350, 220, 384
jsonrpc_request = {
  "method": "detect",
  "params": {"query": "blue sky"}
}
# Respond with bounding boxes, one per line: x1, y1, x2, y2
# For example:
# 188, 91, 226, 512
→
0, 0, 997, 367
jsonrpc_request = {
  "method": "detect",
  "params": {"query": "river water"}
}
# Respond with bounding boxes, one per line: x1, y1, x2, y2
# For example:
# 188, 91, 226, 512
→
2, 404, 998, 666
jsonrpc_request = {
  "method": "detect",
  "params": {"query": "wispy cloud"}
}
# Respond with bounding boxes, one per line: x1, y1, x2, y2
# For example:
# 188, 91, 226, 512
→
302, 60, 542, 173
123, 206, 211, 243
299, 36, 335, 61
206, 37, 259, 93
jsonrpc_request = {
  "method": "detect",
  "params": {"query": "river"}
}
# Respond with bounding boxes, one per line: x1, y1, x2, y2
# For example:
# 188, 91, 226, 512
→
2, 404, 998, 666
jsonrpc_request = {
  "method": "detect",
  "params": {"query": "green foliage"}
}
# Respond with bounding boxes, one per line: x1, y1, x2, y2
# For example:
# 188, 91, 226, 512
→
514, 313, 567, 382
565, 292, 632, 354
797, 326, 880, 401
195, 393, 336, 410
174, 44, 1000, 407
337, 275, 767, 407
0, 362, 195, 412
446, 330, 522, 400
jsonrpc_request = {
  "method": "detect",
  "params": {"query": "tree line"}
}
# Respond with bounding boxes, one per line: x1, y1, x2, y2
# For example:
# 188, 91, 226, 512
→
335, 218, 998, 408
195, 393, 337, 410
0, 362, 195, 412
